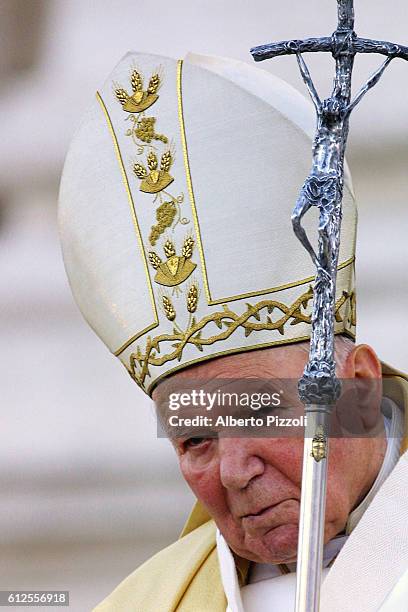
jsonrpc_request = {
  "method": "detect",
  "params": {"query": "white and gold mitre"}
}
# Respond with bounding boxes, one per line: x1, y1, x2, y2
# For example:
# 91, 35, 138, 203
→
59, 52, 356, 396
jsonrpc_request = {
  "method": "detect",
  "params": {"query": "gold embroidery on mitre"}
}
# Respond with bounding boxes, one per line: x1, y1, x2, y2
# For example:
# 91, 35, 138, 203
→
128, 288, 355, 390
161, 294, 176, 321
124, 115, 168, 155
128, 116, 167, 145
334, 290, 356, 327
148, 236, 196, 287
133, 150, 174, 193
149, 195, 189, 245
149, 200, 177, 245
349, 290, 356, 327
186, 282, 199, 313
115, 69, 161, 113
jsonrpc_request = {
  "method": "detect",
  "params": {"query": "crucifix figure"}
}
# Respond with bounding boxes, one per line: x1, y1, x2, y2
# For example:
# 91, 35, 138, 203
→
291, 47, 392, 391
250, 1, 408, 610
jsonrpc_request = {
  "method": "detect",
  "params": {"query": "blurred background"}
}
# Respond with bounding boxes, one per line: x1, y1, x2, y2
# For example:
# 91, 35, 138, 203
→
1, 1, 407, 610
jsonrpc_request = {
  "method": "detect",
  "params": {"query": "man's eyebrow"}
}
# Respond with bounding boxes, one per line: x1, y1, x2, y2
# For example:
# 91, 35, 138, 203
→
173, 429, 217, 439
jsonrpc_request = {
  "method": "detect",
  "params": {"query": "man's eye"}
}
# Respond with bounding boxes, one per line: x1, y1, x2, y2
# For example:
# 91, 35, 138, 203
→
184, 437, 208, 449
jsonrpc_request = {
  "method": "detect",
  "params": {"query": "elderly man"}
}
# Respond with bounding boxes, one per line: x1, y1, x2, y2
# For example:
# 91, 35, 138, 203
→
59, 52, 408, 611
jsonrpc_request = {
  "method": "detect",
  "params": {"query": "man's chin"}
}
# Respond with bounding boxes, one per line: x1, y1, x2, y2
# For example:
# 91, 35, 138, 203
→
235, 523, 299, 564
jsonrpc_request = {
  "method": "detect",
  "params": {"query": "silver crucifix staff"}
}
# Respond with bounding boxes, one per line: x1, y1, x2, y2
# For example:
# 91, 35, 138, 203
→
250, 1, 408, 610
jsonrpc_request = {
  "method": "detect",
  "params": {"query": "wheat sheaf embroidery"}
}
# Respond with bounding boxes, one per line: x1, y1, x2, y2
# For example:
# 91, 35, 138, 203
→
128, 288, 356, 389
133, 150, 174, 194
115, 69, 161, 113
148, 236, 196, 287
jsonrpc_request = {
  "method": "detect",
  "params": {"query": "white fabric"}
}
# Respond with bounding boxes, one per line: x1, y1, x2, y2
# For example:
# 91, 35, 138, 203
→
379, 566, 408, 611
216, 529, 244, 612
320, 452, 408, 611
217, 398, 405, 611
185, 53, 354, 196
59, 52, 356, 395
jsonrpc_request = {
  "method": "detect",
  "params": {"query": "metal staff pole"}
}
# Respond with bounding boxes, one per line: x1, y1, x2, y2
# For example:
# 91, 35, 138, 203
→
250, 1, 408, 609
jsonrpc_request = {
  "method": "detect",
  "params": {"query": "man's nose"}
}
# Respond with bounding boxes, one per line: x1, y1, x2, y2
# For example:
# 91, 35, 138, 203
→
219, 438, 264, 490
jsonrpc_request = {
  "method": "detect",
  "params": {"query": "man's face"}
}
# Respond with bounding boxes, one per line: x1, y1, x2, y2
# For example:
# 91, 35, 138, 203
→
154, 343, 385, 564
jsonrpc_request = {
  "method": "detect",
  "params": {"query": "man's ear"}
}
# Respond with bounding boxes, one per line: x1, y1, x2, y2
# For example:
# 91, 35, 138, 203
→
345, 344, 382, 380
339, 344, 383, 433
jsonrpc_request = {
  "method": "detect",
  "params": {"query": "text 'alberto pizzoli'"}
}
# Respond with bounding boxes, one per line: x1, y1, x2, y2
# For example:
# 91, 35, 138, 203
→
167, 414, 308, 428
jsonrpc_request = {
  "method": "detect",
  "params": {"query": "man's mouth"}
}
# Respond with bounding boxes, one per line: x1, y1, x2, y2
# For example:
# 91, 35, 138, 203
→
241, 504, 277, 519
241, 498, 290, 519
239, 498, 299, 530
